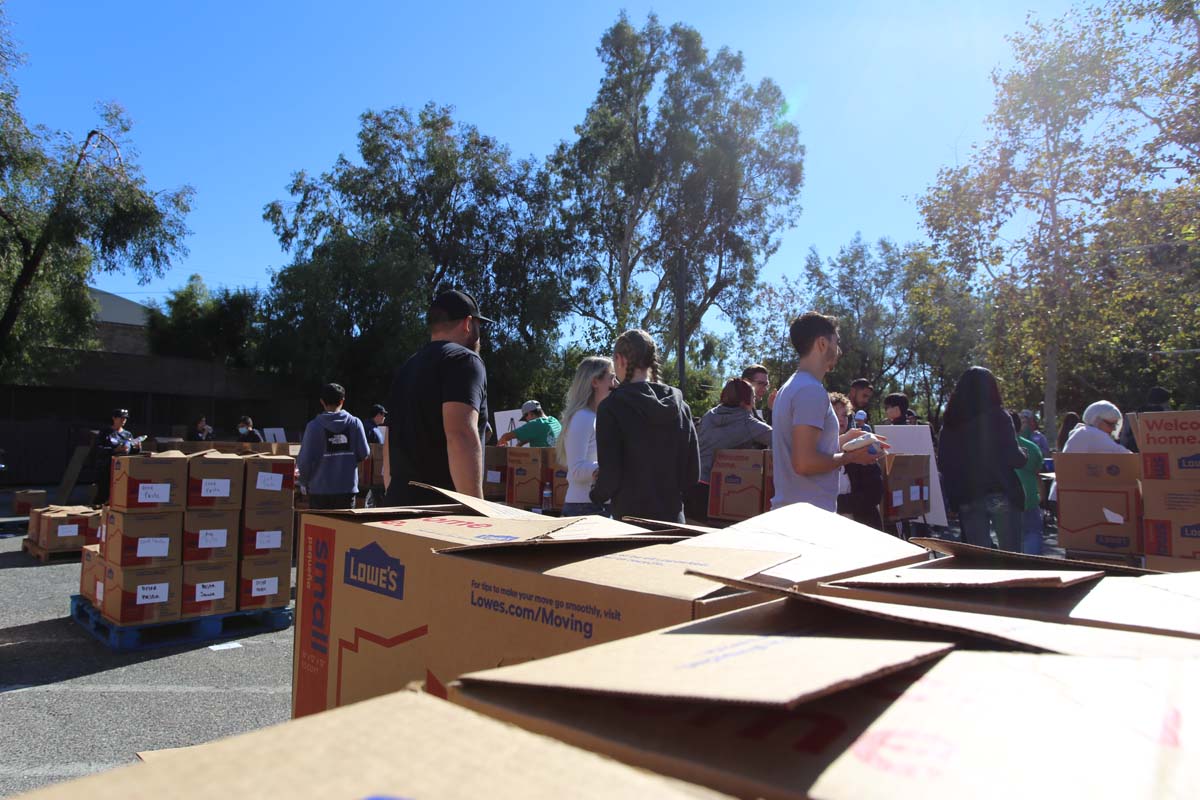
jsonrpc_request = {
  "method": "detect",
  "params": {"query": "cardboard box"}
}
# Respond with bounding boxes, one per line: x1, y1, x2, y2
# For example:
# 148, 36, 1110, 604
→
13, 489, 46, 515
27, 504, 48, 537
37, 506, 93, 550
707, 449, 766, 522
84, 509, 102, 545
101, 562, 182, 625
763, 449, 774, 512
185, 451, 245, 509
239, 553, 291, 610
109, 450, 188, 513
1132, 410, 1200, 482
881, 453, 931, 521
505, 447, 556, 508
182, 508, 240, 563
241, 506, 295, 559
17, 692, 723, 800
182, 560, 238, 618
80, 544, 104, 607
1143, 553, 1200, 572
102, 509, 183, 567
1054, 453, 1142, 553
484, 446, 508, 499
1141, 479, 1200, 559
243, 454, 296, 509
357, 442, 386, 489
291, 502, 692, 718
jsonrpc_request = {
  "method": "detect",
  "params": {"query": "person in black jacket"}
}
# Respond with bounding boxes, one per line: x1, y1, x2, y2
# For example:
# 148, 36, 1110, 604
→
237, 416, 265, 443
187, 416, 215, 442
591, 329, 700, 524
94, 408, 141, 505
936, 367, 1027, 550
830, 392, 884, 530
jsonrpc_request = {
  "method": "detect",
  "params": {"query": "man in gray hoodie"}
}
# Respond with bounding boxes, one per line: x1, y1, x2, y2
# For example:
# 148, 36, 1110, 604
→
298, 382, 371, 510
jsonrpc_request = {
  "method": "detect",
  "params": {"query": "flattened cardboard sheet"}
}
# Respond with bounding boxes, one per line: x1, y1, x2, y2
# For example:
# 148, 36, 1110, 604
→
910, 537, 1155, 576
830, 566, 1105, 590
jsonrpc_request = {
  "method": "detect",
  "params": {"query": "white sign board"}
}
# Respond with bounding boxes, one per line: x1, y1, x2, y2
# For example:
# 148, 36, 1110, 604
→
493, 409, 524, 446
263, 427, 287, 443
874, 423, 948, 527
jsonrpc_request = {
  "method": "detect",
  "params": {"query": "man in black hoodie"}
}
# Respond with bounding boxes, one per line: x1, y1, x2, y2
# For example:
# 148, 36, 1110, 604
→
590, 330, 699, 523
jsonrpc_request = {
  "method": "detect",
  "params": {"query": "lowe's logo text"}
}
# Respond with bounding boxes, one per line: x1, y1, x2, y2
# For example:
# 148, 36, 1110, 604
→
344, 542, 405, 600
474, 534, 519, 541
1179, 454, 1200, 470
1181, 525, 1200, 539
725, 474, 742, 485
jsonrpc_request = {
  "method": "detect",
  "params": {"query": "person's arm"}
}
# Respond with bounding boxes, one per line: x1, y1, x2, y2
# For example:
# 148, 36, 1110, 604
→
566, 413, 599, 484
684, 402, 700, 485
1022, 439, 1043, 473
748, 416, 773, 447
999, 414, 1029, 469
443, 402, 483, 497
590, 403, 621, 505
296, 422, 322, 486
790, 425, 880, 475
499, 421, 533, 446
353, 419, 371, 463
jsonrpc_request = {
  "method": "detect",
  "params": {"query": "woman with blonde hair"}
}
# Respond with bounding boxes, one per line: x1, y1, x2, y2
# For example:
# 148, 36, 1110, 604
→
590, 330, 700, 523
558, 356, 618, 517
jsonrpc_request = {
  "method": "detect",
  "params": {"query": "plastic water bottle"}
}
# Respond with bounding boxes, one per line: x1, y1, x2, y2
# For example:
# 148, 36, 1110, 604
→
541, 482, 553, 513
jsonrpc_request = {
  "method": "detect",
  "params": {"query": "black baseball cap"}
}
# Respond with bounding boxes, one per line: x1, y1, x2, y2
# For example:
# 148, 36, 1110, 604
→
112, 408, 129, 419
427, 290, 495, 325
370, 403, 388, 417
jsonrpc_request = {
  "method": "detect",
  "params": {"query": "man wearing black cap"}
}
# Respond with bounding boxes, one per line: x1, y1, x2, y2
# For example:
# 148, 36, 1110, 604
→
364, 404, 388, 446
384, 290, 492, 504
94, 408, 142, 505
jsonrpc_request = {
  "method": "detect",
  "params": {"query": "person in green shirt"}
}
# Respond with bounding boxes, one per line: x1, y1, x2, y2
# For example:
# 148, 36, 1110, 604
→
1010, 411, 1044, 554
499, 400, 563, 448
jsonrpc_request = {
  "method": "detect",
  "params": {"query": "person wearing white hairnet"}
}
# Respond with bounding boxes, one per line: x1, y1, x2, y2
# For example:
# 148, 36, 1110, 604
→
1049, 400, 1130, 502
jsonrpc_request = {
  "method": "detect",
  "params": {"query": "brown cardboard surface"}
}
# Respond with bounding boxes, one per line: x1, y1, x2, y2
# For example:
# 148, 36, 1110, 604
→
809, 652, 1200, 799
238, 553, 290, 610
1134, 409, 1200, 482
829, 566, 1105, 590
707, 449, 767, 521
881, 453, 931, 521
504, 447, 556, 508
19, 690, 725, 800
1142, 554, 1200, 572
358, 441, 386, 489
243, 454, 296, 509
181, 560, 237, 618
109, 451, 188, 513
80, 544, 103, 606
101, 562, 181, 625
13, 489, 46, 515
182, 509, 239, 563
1141, 479, 1200, 559
37, 507, 95, 550
101, 510, 182, 567
184, 450, 245, 509
483, 446, 508, 499
910, 537, 1156, 576
412, 482, 547, 519
240, 506, 295, 559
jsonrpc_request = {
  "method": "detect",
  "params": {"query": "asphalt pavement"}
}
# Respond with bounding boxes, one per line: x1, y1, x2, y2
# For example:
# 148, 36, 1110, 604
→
0, 533, 295, 797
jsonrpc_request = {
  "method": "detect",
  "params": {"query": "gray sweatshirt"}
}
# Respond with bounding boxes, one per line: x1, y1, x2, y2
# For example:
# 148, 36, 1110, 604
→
697, 405, 773, 482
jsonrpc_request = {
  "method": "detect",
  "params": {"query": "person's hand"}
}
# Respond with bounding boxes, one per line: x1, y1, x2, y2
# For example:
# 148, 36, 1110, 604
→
767, 389, 778, 410
839, 429, 866, 447
843, 444, 887, 465
115, 443, 129, 454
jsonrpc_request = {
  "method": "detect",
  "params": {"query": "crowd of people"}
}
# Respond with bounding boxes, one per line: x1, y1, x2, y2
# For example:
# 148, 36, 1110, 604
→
92, 290, 1172, 552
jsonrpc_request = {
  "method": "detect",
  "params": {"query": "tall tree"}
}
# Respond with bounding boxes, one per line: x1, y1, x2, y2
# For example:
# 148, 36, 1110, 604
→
146, 274, 263, 368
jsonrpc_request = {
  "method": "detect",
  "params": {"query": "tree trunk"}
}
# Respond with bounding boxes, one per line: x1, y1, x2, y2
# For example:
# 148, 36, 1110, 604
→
1043, 339, 1059, 451
675, 252, 686, 390
0, 252, 46, 365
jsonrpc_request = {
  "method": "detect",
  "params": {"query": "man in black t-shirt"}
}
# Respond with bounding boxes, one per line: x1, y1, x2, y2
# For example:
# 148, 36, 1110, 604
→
383, 290, 492, 505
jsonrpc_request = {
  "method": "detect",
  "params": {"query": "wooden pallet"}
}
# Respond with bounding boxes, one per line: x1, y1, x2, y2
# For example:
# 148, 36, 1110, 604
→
70, 594, 292, 653
21, 537, 82, 563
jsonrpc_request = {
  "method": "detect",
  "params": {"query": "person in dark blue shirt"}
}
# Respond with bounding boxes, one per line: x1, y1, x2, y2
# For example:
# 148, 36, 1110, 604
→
364, 404, 387, 445
94, 408, 141, 505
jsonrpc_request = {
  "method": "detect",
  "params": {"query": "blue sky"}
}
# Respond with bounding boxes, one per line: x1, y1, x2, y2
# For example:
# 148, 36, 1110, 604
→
8, 0, 1073, 322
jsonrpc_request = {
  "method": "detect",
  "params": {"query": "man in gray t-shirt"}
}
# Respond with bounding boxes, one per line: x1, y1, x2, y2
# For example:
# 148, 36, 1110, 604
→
771, 312, 886, 513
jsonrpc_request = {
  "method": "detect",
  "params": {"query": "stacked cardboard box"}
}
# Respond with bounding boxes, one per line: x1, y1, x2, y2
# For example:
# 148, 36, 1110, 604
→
1136, 410, 1200, 569
483, 446, 508, 499
28, 505, 101, 552
881, 453, 932, 522
707, 449, 768, 522
13, 489, 46, 515
1054, 452, 1142, 554
239, 454, 295, 611
505, 447, 558, 510
179, 451, 243, 619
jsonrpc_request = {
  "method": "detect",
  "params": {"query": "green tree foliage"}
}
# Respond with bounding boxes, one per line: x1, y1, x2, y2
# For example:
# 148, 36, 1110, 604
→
146, 274, 263, 368
261, 103, 569, 409
0, 12, 191, 380
553, 13, 804, 352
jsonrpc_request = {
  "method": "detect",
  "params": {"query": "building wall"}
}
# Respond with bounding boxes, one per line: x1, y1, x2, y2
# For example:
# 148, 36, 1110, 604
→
96, 321, 151, 356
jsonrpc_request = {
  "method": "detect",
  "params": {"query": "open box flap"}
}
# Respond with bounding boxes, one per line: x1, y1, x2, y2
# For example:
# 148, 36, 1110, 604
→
411, 482, 547, 519
829, 566, 1105, 590
622, 517, 724, 535
910, 537, 1154, 576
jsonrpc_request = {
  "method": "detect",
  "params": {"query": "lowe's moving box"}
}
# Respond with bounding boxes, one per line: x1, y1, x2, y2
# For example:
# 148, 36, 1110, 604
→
1143, 553, 1200, 572
36, 506, 94, 550
1054, 453, 1142, 553
101, 562, 182, 625
15, 692, 725, 800
881, 453, 931, 522
238, 553, 291, 610
102, 509, 182, 567
708, 449, 767, 521
763, 449, 774, 510
109, 451, 188, 514
79, 544, 103, 606
13, 489, 46, 515
182, 560, 237, 618
184, 451, 245, 509
1142, 480, 1200, 559
505, 447, 556, 508
182, 509, 240, 562
483, 446, 508, 499
1133, 410, 1200, 482
243, 454, 296, 509
241, 506, 294, 559
292, 500, 673, 717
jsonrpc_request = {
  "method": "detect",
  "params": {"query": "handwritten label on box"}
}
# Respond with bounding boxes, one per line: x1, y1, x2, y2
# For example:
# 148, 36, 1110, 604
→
138, 483, 171, 504
910, 485, 921, 502
201, 478, 230, 498
891, 490, 904, 508
57, 524, 79, 538
255, 472, 284, 492
196, 581, 225, 602
198, 528, 227, 548
136, 582, 168, 605
486, 470, 502, 483
136, 537, 170, 558
251, 577, 278, 597
256, 530, 283, 550
96, 581, 104, 602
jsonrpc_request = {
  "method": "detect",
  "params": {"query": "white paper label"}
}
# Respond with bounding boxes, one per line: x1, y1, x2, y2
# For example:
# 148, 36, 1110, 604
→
255, 530, 283, 550
198, 528, 227, 548
99, 522, 107, 542
196, 580, 225, 602
57, 524, 79, 538
922, 486, 930, 501
136, 537, 170, 558
255, 472, 284, 492
910, 486, 921, 502
95, 581, 104, 602
1102, 508, 1125, 525
137, 483, 171, 503
891, 490, 904, 508
201, 478, 230, 498
136, 582, 168, 605
486, 470, 502, 483
251, 576, 279, 597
